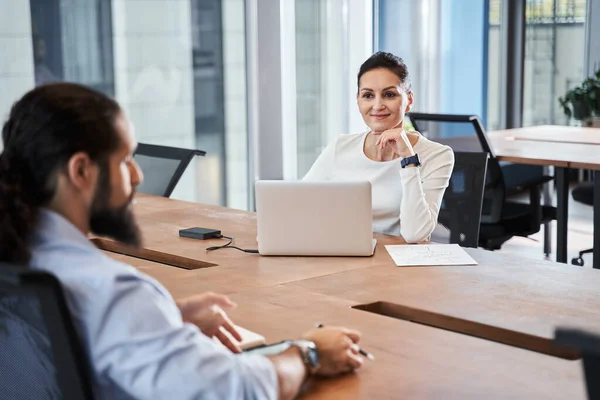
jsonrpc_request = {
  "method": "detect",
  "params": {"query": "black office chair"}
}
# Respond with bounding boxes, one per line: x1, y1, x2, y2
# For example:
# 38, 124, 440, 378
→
408, 113, 556, 251
571, 183, 593, 266
0, 264, 94, 399
554, 328, 600, 399
134, 143, 206, 197
436, 152, 488, 248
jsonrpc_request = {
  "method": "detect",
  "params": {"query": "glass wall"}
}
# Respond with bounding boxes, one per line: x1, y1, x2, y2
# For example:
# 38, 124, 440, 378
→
0, 0, 248, 208
377, 0, 489, 132
111, 0, 248, 207
377, 0, 588, 132
523, 0, 587, 127
0, 2, 35, 136
487, 0, 503, 131
30, 0, 115, 95
294, 0, 372, 179
295, 0, 346, 178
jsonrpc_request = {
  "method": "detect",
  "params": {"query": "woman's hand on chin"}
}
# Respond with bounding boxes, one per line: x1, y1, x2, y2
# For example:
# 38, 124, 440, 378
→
375, 122, 418, 158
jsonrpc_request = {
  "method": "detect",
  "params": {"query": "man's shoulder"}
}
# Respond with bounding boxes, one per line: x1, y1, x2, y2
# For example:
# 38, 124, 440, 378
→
31, 243, 139, 292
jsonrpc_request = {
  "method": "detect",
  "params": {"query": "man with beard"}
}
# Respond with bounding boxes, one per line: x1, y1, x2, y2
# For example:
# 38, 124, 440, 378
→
0, 83, 364, 399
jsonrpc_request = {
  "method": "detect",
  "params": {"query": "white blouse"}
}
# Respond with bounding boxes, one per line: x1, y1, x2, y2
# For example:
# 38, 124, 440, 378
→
303, 132, 454, 242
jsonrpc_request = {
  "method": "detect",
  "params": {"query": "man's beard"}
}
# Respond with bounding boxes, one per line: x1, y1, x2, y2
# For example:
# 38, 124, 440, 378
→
90, 166, 142, 248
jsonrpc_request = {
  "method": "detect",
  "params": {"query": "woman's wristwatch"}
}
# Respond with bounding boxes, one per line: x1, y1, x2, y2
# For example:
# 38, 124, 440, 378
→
401, 153, 421, 168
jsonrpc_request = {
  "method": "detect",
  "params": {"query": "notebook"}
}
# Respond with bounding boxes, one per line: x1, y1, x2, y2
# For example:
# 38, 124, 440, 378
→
213, 324, 266, 350
385, 244, 478, 266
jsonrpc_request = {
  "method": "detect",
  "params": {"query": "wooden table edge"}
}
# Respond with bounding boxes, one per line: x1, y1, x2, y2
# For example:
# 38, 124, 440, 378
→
91, 238, 217, 270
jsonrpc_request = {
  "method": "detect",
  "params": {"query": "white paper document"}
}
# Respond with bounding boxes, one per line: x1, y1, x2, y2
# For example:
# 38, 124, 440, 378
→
385, 244, 478, 267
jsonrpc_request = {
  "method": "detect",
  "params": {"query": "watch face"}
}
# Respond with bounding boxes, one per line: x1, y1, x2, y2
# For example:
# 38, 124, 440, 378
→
307, 346, 319, 367
243, 340, 292, 357
293, 340, 319, 368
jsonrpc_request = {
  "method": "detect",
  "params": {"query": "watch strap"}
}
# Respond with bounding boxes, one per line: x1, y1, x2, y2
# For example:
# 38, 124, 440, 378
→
401, 153, 420, 168
291, 340, 320, 375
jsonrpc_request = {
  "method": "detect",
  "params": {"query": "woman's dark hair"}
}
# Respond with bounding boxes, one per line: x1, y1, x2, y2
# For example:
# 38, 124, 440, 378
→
0, 83, 122, 264
357, 51, 411, 92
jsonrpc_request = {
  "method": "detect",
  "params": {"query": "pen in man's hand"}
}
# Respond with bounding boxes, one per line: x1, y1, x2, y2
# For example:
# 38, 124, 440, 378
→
315, 323, 375, 361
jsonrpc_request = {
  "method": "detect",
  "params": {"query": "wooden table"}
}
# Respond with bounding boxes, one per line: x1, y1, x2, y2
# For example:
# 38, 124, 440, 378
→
227, 285, 584, 399
96, 196, 600, 398
487, 126, 600, 269
490, 125, 600, 145
95, 194, 406, 278
284, 247, 600, 358
110, 252, 587, 399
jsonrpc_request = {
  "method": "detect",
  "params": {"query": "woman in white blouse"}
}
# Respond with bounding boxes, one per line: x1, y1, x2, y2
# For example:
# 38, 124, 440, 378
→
303, 52, 454, 243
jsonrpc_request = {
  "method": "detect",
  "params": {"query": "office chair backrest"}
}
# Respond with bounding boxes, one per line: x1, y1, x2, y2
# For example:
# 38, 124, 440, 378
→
0, 264, 94, 400
408, 113, 505, 224
134, 143, 206, 197
438, 152, 488, 248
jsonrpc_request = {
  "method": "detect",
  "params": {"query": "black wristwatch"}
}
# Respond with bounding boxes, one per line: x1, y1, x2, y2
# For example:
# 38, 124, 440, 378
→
242, 339, 320, 374
401, 153, 421, 168
290, 340, 320, 375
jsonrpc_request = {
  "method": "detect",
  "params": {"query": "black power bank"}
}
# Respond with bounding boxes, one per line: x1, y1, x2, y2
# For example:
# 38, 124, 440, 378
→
179, 227, 222, 240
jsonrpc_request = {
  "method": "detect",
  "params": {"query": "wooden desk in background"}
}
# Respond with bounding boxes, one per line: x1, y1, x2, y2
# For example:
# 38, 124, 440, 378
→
490, 125, 600, 146
96, 195, 600, 398
488, 126, 600, 269
434, 125, 600, 267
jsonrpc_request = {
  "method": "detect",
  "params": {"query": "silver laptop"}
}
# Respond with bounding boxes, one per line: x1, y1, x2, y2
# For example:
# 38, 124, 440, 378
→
255, 181, 377, 256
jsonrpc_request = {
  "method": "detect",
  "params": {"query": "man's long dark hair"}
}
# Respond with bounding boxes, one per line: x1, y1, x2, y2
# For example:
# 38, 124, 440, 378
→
0, 83, 122, 264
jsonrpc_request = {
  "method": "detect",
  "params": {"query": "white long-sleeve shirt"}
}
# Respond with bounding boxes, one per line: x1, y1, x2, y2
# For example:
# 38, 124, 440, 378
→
303, 132, 454, 242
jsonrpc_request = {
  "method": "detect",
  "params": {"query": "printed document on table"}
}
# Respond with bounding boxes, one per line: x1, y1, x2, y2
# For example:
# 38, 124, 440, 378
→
384, 244, 478, 266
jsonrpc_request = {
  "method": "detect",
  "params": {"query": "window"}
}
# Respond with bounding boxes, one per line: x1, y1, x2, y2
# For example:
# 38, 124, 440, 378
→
523, 0, 587, 126
112, 0, 248, 207
377, 0, 489, 131
487, 0, 503, 131
6, 0, 251, 207
29, 0, 115, 95
294, 0, 372, 178
295, 0, 337, 178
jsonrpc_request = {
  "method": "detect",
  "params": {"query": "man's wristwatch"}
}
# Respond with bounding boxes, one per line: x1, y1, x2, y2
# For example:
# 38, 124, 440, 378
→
290, 340, 320, 375
401, 153, 421, 168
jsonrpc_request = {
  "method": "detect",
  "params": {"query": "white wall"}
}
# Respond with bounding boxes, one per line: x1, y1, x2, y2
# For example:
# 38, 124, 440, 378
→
111, 0, 197, 201
0, 0, 35, 150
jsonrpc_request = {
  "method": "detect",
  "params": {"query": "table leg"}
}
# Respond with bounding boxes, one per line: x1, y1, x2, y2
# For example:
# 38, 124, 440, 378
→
594, 171, 600, 269
556, 167, 569, 264
543, 166, 552, 257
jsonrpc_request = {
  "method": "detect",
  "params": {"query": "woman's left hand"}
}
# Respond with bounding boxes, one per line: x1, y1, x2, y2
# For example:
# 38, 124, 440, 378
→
376, 125, 417, 158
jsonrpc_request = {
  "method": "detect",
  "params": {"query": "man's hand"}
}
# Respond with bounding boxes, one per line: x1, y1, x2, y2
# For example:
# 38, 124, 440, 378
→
302, 326, 364, 376
176, 292, 243, 353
